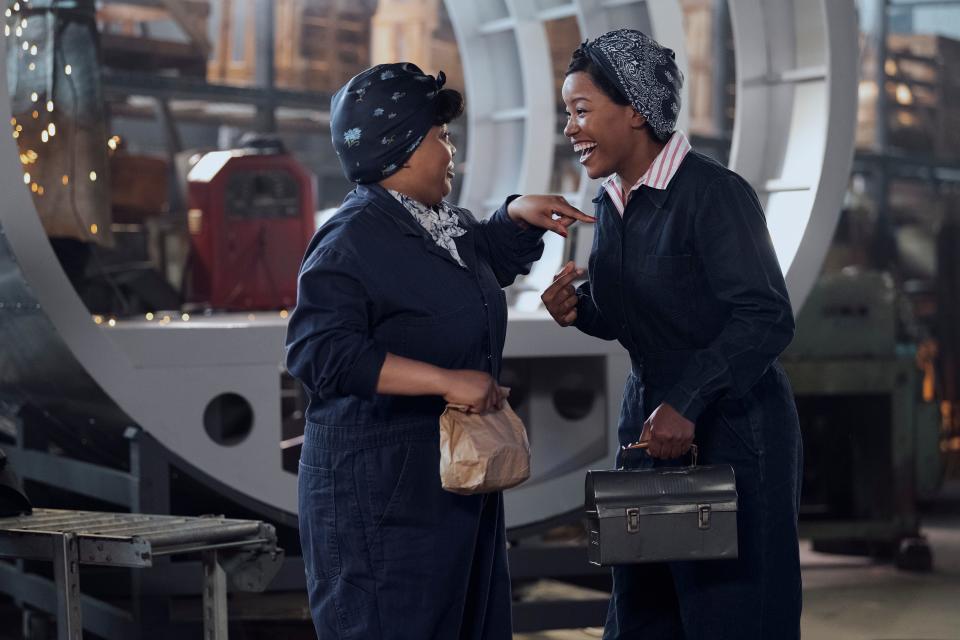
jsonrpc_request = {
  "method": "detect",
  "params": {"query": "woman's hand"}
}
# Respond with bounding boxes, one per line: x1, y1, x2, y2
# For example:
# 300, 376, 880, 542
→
507, 195, 595, 237
443, 370, 507, 414
639, 403, 695, 459
541, 261, 584, 326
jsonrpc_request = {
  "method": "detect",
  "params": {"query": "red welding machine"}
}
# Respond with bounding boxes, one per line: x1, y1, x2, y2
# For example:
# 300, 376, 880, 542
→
186, 136, 316, 311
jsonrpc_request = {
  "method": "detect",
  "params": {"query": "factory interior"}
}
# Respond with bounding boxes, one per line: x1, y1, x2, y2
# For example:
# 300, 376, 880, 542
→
0, 0, 958, 638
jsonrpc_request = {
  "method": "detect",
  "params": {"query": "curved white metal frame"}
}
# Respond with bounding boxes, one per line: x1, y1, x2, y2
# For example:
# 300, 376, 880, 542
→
448, 0, 858, 527
0, 0, 858, 529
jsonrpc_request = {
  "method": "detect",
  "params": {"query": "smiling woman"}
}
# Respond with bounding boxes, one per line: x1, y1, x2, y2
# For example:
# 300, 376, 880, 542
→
284, 60, 595, 639
542, 28, 804, 639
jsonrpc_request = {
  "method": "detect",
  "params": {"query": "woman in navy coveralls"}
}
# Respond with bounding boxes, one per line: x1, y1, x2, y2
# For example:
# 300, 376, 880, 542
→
285, 63, 594, 640
541, 31, 803, 639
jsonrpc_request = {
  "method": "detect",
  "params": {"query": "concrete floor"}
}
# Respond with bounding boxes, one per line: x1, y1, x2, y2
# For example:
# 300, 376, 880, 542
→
516, 487, 960, 640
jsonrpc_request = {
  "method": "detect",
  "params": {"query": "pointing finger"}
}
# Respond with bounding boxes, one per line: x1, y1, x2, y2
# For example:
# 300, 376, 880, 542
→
553, 201, 596, 224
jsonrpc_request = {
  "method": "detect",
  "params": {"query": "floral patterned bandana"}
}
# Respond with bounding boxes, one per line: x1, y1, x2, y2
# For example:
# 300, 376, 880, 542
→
582, 29, 683, 141
388, 189, 467, 269
330, 62, 447, 183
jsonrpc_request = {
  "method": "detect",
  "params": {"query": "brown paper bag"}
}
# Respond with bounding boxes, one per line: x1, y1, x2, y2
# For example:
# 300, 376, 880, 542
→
438, 401, 531, 495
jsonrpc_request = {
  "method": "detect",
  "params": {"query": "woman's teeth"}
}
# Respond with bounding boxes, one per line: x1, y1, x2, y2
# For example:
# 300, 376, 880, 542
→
574, 141, 597, 163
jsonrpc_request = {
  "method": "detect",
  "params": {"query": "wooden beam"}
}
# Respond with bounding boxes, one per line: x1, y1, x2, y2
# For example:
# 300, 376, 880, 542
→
160, 0, 212, 57
98, 4, 171, 23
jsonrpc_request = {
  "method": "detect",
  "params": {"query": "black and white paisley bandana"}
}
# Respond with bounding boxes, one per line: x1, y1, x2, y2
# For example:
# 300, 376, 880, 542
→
330, 62, 447, 183
388, 189, 467, 269
582, 29, 683, 141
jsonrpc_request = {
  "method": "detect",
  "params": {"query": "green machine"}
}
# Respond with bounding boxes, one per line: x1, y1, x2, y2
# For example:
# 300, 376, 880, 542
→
781, 270, 943, 570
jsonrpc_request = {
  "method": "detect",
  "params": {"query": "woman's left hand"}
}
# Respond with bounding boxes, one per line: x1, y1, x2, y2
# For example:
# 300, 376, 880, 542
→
639, 403, 695, 459
507, 195, 596, 237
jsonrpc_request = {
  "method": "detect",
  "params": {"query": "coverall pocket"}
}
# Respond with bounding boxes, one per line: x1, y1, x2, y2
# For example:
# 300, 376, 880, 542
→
637, 254, 696, 318
363, 442, 413, 530
640, 254, 696, 277
298, 462, 340, 580
399, 305, 485, 368
716, 398, 761, 457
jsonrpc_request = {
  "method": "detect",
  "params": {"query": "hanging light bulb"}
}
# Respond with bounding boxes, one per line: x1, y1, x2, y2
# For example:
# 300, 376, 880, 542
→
89, 171, 97, 181
23, 173, 30, 184
47, 123, 55, 136
40, 131, 48, 143
46, 100, 53, 112
29, 92, 37, 102
64, 64, 72, 75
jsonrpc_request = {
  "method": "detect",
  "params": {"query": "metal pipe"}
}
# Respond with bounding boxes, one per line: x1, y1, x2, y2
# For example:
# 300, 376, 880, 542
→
253, 0, 276, 133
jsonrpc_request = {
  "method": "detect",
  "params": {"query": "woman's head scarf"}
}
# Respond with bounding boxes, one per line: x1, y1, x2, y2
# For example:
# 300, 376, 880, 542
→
580, 29, 683, 141
330, 62, 448, 183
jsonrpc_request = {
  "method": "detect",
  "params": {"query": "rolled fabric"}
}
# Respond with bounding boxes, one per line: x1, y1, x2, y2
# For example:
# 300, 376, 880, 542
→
581, 28, 683, 141
330, 62, 448, 183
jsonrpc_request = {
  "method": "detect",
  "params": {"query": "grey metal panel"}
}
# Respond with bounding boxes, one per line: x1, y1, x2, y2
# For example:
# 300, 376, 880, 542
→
5, 448, 137, 507
0, 231, 100, 399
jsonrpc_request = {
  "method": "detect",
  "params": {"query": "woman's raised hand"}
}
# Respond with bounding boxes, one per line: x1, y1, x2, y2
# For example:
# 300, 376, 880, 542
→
443, 370, 507, 414
506, 195, 595, 237
541, 261, 584, 327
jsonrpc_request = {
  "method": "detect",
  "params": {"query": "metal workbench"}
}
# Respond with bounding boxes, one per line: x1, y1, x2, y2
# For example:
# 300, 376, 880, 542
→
0, 508, 283, 639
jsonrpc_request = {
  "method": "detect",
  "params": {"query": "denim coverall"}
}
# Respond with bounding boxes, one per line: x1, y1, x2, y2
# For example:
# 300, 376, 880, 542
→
285, 184, 544, 639
575, 151, 803, 639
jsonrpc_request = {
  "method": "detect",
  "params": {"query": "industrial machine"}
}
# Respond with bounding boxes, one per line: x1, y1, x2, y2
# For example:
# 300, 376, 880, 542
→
0, 0, 860, 635
782, 269, 943, 570
186, 136, 316, 311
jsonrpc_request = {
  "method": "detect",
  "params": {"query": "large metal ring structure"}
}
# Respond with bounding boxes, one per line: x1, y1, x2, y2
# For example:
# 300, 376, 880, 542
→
447, 0, 858, 527
0, 1, 857, 530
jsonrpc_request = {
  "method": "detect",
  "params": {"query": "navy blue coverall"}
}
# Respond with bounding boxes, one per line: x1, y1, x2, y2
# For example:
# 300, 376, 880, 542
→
285, 183, 544, 640
574, 151, 803, 639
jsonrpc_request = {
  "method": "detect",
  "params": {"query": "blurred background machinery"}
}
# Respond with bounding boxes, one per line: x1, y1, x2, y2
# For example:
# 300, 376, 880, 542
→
782, 270, 943, 570
185, 135, 316, 311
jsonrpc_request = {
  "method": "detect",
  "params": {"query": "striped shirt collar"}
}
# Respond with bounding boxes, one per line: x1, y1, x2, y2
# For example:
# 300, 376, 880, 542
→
601, 131, 691, 216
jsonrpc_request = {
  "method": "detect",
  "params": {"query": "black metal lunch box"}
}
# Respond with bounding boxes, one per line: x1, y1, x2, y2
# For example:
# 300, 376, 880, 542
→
584, 452, 739, 566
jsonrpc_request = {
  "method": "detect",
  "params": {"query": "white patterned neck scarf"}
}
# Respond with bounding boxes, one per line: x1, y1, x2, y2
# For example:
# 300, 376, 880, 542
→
388, 189, 468, 268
